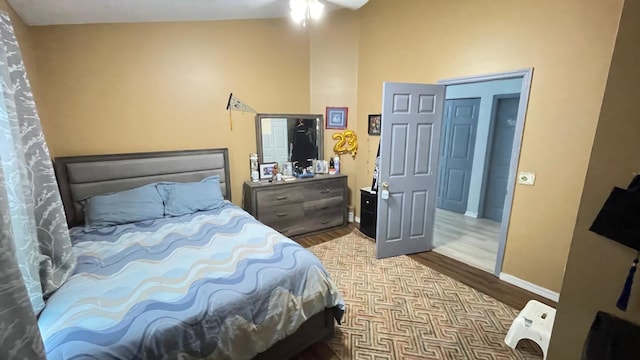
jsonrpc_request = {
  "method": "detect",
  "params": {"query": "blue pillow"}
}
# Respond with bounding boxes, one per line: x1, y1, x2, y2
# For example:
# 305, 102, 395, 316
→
158, 176, 225, 217
83, 184, 165, 228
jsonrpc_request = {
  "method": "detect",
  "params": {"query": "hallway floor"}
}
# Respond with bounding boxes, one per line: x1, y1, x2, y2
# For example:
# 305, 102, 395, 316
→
433, 208, 501, 272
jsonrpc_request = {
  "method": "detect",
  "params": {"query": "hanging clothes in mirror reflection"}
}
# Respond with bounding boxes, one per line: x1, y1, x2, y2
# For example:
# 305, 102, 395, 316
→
290, 118, 317, 168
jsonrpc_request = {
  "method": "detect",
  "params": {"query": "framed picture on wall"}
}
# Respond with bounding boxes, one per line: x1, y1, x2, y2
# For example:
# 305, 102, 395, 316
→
326, 107, 348, 129
368, 114, 381, 135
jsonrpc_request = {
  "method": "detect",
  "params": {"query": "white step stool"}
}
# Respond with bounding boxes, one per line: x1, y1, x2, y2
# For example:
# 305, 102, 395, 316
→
504, 300, 556, 360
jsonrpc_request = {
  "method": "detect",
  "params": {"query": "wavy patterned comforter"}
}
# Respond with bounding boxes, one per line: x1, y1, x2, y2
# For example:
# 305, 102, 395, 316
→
38, 203, 344, 360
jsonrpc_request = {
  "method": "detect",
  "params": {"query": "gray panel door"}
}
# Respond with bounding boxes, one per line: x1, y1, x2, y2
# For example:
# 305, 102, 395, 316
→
437, 98, 480, 214
261, 118, 288, 165
376, 82, 445, 259
482, 95, 519, 221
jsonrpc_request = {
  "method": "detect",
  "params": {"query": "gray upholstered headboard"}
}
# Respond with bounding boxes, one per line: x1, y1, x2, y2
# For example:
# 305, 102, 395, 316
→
54, 148, 231, 228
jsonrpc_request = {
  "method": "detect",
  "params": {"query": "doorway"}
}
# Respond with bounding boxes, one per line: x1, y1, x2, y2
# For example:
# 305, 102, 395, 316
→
433, 69, 532, 276
437, 98, 481, 214
482, 94, 520, 222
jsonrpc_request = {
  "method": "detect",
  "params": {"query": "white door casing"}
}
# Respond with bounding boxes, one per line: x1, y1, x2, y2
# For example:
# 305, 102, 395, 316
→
439, 68, 533, 275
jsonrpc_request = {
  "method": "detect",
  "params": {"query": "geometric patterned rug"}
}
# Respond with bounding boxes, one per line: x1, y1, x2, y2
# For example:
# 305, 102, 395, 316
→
309, 231, 542, 359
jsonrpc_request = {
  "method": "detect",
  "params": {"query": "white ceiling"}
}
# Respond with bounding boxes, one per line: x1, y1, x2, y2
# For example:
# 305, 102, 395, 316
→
8, 0, 369, 26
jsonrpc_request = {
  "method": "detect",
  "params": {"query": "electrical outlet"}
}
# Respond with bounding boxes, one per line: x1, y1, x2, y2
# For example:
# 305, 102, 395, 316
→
518, 171, 536, 185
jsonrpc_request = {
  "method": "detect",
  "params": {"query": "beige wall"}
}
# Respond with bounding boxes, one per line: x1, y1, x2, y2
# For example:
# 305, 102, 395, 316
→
549, 0, 640, 358
310, 10, 360, 207
21, 0, 626, 294
11, 0, 640, 356
355, 0, 622, 292
28, 19, 311, 205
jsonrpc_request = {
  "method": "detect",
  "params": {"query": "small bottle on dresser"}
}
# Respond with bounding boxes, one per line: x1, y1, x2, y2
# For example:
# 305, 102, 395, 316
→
250, 153, 259, 182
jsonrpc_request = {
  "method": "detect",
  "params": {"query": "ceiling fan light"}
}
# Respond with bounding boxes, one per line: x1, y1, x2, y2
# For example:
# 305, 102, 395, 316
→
309, 0, 324, 20
289, 0, 306, 12
289, 0, 324, 25
289, 0, 306, 23
290, 9, 305, 23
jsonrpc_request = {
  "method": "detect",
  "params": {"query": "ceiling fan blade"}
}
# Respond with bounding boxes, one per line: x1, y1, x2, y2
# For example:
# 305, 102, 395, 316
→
326, 0, 370, 10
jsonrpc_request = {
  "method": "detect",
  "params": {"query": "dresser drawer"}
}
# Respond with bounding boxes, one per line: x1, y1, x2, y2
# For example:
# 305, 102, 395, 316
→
303, 210, 344, 233
303, 196, 343, 213
303, 196, 344, 233
305, 179, 345, 201
360, 189, 377, 239
361, 191, 377, 212
256, 187, 305, 207
258, 203, 304, 230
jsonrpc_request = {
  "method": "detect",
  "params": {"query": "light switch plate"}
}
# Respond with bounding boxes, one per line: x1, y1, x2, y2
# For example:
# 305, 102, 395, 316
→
518, 171, 536, 185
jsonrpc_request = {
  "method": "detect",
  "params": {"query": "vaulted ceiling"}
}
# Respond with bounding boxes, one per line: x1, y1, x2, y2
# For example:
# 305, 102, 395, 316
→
8, 0, 369, 26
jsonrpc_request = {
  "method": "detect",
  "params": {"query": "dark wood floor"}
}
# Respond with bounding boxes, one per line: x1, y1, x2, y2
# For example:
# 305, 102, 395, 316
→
290, 224, 556, 359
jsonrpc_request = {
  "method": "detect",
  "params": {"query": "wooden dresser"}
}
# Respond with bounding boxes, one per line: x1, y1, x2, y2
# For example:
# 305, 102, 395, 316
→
242, 174, 347, 237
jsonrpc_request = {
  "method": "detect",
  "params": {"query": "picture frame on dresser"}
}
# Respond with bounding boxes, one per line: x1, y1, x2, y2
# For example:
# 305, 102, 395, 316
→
259, 162, 277, 180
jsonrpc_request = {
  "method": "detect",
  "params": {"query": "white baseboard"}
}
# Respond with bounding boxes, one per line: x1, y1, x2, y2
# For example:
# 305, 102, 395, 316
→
499, 273, 560, 303
354, 216, 360, 224
464, 211, 479, 218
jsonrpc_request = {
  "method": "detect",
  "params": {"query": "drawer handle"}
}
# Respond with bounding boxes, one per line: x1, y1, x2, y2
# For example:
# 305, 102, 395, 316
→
320, 189, 331, 194
365, 200, 370, 204
321, 219, 331, 224
276, 212, 288, 217
276, 196, 288, 200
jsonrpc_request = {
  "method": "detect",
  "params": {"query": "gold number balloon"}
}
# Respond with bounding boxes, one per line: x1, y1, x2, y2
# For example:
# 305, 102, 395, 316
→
332, 133, 346, 154
332, 130, 358, 157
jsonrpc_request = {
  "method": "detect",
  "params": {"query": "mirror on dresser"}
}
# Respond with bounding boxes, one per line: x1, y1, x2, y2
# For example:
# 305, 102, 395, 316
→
255, 114, 324, 168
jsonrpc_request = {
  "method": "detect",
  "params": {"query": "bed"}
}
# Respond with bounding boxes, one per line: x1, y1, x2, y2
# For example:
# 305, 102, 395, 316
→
40, 148, 344, 360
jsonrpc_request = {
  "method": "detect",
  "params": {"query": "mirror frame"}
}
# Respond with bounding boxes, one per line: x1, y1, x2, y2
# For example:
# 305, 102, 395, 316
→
255, 113, 324, 164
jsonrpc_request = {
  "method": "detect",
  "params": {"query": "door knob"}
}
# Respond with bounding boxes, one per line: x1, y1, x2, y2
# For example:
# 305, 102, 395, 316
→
382, 182, 389, 189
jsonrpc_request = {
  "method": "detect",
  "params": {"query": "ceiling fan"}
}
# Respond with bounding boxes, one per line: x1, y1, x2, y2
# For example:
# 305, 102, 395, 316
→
288, 0, 369, 26
7, 0, 371, 26
313, 0, 370, 10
